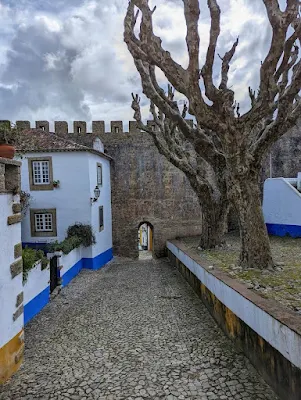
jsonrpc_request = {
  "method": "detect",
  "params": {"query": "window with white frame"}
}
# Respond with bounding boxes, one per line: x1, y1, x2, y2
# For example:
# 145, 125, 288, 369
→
35, 213, 53, 232
32, 161, 50, 185
30, 209, 57, 237
97, 163, 102, 186
28, 157, 53, 190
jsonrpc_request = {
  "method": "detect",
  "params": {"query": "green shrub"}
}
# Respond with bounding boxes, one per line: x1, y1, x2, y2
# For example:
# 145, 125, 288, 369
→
48, 236, 82, 255
66, 223, 96, 247
22, 247, 49, 282
48, 223, 96, 256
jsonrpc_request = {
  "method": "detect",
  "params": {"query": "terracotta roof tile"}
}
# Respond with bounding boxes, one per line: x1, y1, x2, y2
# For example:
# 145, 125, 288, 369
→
16, 129, 89, 151
15, 129, 112, 160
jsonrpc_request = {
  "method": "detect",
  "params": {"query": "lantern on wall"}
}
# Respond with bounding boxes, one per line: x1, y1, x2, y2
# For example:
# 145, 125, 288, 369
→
90, 185, 100, 204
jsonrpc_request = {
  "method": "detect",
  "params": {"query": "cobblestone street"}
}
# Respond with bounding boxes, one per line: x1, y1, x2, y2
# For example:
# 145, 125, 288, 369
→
0, 258, 278, 400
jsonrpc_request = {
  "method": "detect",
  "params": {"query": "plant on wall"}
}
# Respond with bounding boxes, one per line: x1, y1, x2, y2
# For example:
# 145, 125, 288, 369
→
22, 247, 49, 282
48, 223, 96, 255
0, 122, 23, 159
67, 223, 96, 247
20, 191, 31, 216
53, 180, 60, 188
49, 236, 82, 255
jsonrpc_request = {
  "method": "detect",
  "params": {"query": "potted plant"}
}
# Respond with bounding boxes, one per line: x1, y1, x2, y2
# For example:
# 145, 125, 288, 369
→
0, 122, 20, 159
53, 180, 60, 188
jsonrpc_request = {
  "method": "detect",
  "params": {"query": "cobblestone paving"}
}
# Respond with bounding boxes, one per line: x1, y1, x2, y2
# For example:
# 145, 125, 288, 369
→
1, 258, 278, 400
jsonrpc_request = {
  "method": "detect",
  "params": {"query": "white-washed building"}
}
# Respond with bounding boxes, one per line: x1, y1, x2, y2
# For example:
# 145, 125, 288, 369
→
0, 158, 24, 383
263, 174, 301, 237
17, 129, 113, 273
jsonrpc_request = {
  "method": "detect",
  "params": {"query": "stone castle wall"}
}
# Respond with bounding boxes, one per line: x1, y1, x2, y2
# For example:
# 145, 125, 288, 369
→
74, 129, 203, 258
5, 118, 301, 258
100, 132, 203, 258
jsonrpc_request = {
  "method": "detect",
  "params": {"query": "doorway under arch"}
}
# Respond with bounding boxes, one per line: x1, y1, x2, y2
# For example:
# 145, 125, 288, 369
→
138, 222, 154, 260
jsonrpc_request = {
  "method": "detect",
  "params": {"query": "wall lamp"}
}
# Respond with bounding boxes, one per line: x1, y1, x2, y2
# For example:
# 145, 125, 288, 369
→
90, 185, 100, 204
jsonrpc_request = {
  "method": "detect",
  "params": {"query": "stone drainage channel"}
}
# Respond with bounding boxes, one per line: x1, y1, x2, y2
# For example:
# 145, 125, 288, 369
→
0, 258, 278, 400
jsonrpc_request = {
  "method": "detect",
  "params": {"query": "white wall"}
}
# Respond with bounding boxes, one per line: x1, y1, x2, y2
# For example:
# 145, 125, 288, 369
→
21, 152, 91, 243
59, 246, 82, 280
0, 193, 23, 348
20, 150, 113, 261
263, 178, 301, 225
167, 241, 301, 370
23, 261, 49, 305
86, 153, 113, 258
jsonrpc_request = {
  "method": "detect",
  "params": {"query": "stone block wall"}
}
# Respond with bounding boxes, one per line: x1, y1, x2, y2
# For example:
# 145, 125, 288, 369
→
95, 132, 203, 258
262, 119, 301, 180
0, 158, 24, 383
7, 118, 301, 259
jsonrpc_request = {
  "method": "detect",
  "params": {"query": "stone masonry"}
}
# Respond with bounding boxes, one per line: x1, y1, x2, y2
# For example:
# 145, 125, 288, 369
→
10, 118, 301, 258
75, 130, 203, 258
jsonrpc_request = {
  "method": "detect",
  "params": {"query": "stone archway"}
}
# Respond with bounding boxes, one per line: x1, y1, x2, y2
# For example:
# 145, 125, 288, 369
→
138, 221, 154, 260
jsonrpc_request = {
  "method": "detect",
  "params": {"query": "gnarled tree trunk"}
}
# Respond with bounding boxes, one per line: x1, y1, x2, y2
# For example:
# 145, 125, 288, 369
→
124, 0, 301, 269
199, 200, 229, 249
227, 171, 274, 269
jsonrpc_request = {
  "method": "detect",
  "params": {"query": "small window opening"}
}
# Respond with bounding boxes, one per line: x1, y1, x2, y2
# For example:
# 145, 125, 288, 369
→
99, 206, 104, 231
77, 126, 81, 133
40, 126, 45, 131
151, 124, 155, 131
97, 164, 102, 186
138, 222, 153, 260
114, 126, 120, 134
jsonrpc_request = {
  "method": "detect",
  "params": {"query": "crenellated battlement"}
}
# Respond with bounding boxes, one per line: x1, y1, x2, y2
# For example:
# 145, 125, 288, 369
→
5, 119, 194, 135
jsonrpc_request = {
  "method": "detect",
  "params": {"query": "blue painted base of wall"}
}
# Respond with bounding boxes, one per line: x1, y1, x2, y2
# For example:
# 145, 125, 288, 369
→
24, 248, 113, 324
83, 248, 113, 270
24, 286, 50, 325
60, 247, 113, 287
61, 259, 83, 287
22, 242, 48, 251
266, 223, 301, 238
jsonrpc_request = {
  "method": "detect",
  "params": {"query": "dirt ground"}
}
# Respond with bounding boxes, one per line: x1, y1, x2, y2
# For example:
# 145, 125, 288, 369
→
179, 233, 301, 314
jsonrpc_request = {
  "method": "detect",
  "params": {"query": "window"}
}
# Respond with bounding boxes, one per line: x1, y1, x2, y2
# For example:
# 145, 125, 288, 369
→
97, 163, 102, 186
35, 213, 53, 231
99, 206, 104, 231
28, 157, 53, 191
114, 126, 119, 134
32, 161, 50, 185
40, 126, 45, 131
77, 126, 81, 133
30, 209, 57, 237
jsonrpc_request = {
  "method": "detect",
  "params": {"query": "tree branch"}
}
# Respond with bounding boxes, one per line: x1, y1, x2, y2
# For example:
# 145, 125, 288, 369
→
219, 38, 239, 90
124, 1, 189, 95
200, 0, 221, 103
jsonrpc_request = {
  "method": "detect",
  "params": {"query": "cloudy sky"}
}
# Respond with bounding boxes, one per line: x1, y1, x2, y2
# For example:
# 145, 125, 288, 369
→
0, 0, 277, 132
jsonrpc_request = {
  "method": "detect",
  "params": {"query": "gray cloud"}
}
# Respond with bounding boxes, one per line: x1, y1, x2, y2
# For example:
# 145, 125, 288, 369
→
0, 0, 278, 126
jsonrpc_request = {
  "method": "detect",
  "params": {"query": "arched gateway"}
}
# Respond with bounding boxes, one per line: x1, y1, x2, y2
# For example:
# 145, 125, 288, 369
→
138, 222, 153, 259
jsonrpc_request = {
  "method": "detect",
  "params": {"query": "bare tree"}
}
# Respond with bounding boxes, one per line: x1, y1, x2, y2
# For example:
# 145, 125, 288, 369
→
131, 86, 228, 249
124, 0, 301, 269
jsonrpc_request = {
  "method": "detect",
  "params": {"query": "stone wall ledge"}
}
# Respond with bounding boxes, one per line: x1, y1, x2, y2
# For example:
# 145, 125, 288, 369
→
168, 239, 301, 337
7, 214, 22, 225
167, 239, 301, 400
0, 157, 21, 167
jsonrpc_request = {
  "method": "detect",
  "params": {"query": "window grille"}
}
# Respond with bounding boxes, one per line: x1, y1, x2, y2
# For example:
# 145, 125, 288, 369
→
32, 161, 50, 185
34, 213, 53, 232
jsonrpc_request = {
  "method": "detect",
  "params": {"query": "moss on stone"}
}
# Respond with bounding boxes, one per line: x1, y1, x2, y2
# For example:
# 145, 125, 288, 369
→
180, 233, 301, 314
